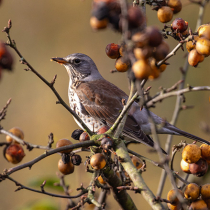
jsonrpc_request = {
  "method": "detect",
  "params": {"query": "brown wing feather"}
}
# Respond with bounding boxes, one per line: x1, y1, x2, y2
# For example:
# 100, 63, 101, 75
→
75, 79, 155, 148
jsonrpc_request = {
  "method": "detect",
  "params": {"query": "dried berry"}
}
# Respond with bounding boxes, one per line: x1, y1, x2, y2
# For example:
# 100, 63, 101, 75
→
184, 183, 200, 201
71, 154, 82, 166
182, 144, 201, 164
71, 129, 84, 140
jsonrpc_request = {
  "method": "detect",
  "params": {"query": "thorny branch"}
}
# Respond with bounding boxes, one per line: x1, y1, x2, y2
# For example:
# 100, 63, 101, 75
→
0, 98, 11, 123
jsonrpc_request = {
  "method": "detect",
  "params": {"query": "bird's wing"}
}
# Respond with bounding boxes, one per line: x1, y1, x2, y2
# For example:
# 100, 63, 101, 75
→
75, 80, 156, 148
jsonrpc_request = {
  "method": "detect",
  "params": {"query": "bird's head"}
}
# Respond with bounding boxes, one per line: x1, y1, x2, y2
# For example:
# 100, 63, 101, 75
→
51, 53, 103, 83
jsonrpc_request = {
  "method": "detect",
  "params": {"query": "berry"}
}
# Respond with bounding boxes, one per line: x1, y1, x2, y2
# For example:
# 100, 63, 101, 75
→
180, 159, 191, 174
190, 200, 208, 210
157, 6, 173, 23
5, 144, 25, 164
101, 137, 113, 150
171, 18, 188, 33
56, 139, 73, 154
167, 203, 181, 210
90, 16, 108, 30
71, 154, 82, 166
200, 144, 210, 161
98, 175, 106, 184
105, 43, 120, 59
146, 27, 163, 47
115, 57, 130, 72
198, 24, 210, 40
79, 132, 90, 142
153, 40, 170, 61
97, 125, 109, 134
58, 158, 74, 175
182, 144, 201, 164
132, 59, 152, 80
127, 6, 145, 29
167, 0, 182, 14
201, 184, 210, 200
71, 129, 84, 140
6, 127, 24, 144
0, 41, 14, 70
186, 36, 199, 52
132, 32, 148, 48
196, 38, 210, 56
134, 47, 153, 60
184, 183, 200, 201
167, 189, 183, 205
189, 158, 208, 177
90, 153, 106, 170
131, 155, 143, 169
92, 1, 109, 20
188, 49, 204, 67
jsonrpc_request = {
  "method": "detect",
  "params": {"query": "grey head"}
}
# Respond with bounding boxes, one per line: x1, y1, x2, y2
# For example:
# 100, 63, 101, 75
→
51, 53, 103, 85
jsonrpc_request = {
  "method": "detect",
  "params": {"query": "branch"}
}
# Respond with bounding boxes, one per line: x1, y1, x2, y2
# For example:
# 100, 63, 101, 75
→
0, 98, 12, 122
2, 140, 98, 176
2, 20, 93, 135
0, 128, 50, 150
146, 86, 210, 107
6, 176, 87, 199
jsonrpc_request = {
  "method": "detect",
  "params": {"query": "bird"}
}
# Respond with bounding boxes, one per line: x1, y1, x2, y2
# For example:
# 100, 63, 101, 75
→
51, 53, 210, 150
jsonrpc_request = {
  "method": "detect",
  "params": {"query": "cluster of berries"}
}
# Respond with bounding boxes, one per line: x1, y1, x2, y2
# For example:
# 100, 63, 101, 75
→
155, 0, 182, 23
90, 0, 144, 31
181, 143, 210, 177
167, 184, 210, 210
187, 24, 210, 67
105, 26, 169, 80
4, 127, 25, 164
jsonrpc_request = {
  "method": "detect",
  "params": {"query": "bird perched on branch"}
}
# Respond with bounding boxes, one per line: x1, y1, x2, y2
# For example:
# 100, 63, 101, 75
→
51, 53, 210, 150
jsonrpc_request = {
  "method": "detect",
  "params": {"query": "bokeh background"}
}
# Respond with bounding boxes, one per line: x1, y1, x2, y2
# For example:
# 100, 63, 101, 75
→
0, 0, 210, 209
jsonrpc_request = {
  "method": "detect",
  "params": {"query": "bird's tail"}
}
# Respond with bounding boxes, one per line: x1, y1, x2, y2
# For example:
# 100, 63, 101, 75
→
167, 125, 210, 145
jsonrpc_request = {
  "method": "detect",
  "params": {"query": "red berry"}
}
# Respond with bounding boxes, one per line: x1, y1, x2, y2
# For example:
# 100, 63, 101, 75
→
105, 43, 120, 59
171, 18, 188, 33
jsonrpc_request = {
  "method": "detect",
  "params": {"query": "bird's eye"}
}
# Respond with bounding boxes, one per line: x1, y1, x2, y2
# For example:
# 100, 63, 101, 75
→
74, 59, 81, 64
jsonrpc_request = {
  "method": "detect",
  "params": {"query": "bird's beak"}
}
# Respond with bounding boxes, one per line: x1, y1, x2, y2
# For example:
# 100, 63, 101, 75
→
51, 57, 68, 65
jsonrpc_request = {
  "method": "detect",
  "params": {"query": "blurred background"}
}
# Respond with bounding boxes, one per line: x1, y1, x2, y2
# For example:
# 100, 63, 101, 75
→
0, 0, 210, 209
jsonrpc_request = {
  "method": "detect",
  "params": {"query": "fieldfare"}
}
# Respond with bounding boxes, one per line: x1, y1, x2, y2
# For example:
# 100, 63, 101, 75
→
51, 53, 210, 149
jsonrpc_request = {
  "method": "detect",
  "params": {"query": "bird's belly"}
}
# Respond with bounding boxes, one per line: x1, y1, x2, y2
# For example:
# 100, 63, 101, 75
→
69, 89, 103, 132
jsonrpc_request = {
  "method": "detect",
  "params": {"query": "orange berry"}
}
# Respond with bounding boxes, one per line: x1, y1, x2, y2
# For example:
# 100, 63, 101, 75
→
180, 159, 191, 174
196, 38, 210, 56
157, 6, 173, 23
188, 49, 205, 67
79, 132, 90, 142
198, 24, 210, 40
98, 175, 106, 184
58, 158, 74, 175
132, 32, 148, 48
90, 16, 108, 30
90, 153, 106, 170
134, 47, 153, 60
190, 200, 208, 210
97, 125, 109, 134
186, 36, 199, 52
167, 189, 183, 205
131, 155, 143, 169
200, 144, 210, 161
56, 139, 73, 153
182, 144, 201, 164
6, 127, 24, 144
167, 0, 182, 14
184, 183, 200, 201
201, 184, 210, 200
115, 57, 130, 72
132, 59, 152, 80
